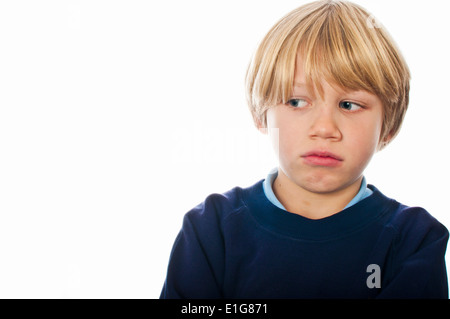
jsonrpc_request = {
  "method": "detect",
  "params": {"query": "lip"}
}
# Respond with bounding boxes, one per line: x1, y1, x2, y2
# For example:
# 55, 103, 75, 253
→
301, 150, 343, 167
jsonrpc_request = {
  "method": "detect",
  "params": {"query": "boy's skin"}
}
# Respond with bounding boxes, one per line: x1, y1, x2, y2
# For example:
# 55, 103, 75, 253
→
262, 55, 389, 220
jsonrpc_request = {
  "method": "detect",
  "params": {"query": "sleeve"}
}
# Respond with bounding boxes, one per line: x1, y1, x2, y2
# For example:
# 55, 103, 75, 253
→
377, 210, 449, 299
160, 197, 226, 299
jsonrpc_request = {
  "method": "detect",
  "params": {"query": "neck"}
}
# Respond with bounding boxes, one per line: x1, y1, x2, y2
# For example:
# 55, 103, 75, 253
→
272, 170, 362, 220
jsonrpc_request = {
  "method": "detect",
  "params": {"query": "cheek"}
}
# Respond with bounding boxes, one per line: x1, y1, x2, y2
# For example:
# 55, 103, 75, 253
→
347, 120, 381, 165
277, 124, 310, 171
267, 107, 305, 161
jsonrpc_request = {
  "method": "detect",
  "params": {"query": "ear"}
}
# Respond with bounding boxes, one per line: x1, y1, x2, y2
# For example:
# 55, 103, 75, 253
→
377, 132, 393, 151
384, 133, 393, 144
256, 118, 268, 135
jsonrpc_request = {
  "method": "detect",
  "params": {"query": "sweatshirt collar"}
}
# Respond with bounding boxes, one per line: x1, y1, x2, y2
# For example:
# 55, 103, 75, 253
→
262, 167, 372, 211
242, 180, 396, 241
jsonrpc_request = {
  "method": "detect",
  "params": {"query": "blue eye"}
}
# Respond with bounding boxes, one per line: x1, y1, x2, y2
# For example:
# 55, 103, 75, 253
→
287, 99, 308, 108
339, 101, 362, 111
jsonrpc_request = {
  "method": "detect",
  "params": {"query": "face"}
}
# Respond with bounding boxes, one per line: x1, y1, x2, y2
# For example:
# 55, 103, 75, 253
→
265, 57, 384, 194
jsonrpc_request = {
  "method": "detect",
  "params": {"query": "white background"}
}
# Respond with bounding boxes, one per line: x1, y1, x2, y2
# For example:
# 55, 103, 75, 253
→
0, 0, 449, 298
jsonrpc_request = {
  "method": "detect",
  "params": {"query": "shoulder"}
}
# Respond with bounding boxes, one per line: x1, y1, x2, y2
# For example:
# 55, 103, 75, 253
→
388, 204, 448, 240
381, 198, 449, 257
368, 185, 448, 240
370, 191, 449, 298
183, 180, 264, 228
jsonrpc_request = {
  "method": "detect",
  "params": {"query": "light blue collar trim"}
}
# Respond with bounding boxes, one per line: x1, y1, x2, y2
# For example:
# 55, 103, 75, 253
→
262, 168, 286, 210
344, 175, 372, 208
262, 168, 373, 211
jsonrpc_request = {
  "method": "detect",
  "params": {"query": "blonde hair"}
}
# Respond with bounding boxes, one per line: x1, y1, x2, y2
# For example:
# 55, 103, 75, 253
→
246, 0, 410, 149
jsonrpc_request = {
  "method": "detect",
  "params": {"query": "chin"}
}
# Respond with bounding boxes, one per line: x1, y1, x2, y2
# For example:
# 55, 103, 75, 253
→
294, 173, 350, 194
299, 181, 343, 194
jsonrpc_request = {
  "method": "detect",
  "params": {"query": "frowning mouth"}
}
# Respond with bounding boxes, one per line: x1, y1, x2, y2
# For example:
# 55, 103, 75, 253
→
301, 150, 343, 167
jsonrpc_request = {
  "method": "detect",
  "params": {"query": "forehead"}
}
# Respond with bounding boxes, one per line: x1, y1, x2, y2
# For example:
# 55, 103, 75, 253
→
293, 54, 381, 102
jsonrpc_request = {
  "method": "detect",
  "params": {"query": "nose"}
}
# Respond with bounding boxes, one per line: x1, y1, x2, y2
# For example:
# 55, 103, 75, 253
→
308, 106, 342, 141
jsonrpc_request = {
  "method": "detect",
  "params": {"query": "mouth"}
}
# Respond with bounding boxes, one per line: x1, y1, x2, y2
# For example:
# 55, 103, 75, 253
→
301, 150, 343, 167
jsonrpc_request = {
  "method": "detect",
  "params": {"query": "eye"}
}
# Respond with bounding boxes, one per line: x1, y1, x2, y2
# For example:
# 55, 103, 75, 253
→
286, 99, 308, 108
339, 101, 362, 111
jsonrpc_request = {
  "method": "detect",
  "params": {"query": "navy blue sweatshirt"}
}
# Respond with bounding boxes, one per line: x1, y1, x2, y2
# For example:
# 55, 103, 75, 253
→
160, 181, 449, 298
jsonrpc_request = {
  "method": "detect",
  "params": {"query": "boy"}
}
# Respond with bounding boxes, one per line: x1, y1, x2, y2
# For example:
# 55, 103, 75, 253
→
160, 0, 448, 298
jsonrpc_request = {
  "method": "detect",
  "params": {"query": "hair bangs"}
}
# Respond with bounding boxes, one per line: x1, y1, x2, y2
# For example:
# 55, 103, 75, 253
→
298, 6, 387, 102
